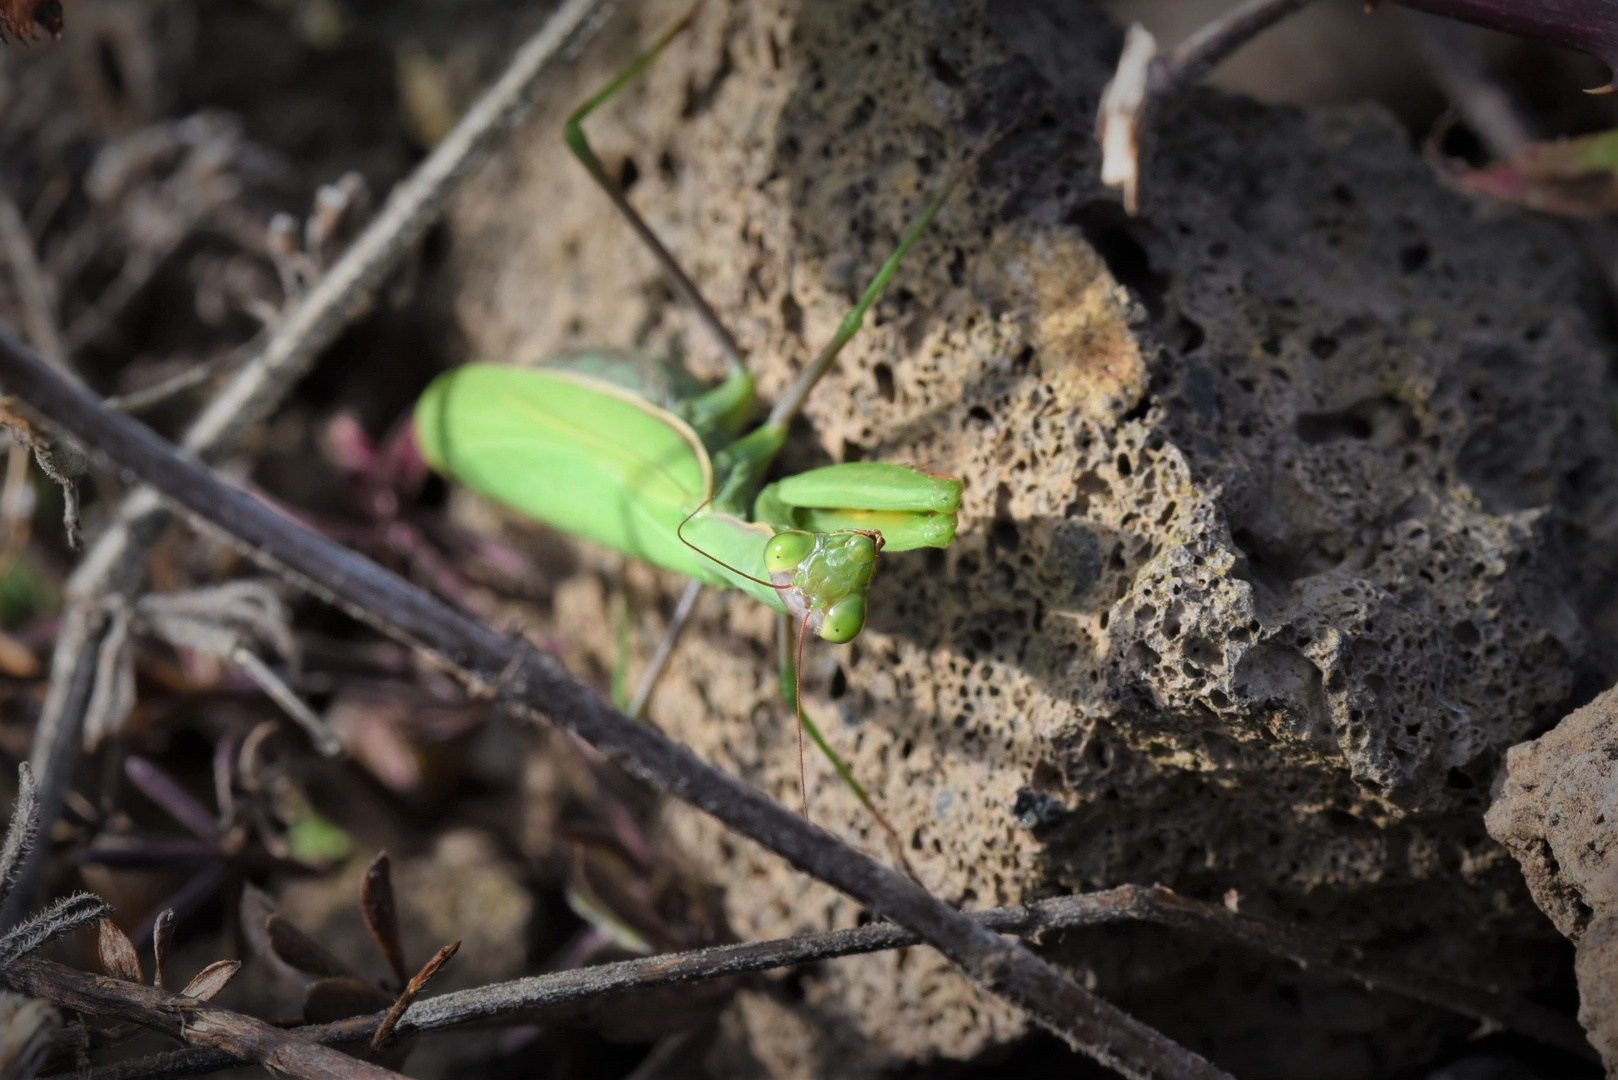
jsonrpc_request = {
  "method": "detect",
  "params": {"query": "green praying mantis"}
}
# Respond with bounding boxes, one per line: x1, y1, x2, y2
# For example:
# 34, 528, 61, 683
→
413, 15, 966, 862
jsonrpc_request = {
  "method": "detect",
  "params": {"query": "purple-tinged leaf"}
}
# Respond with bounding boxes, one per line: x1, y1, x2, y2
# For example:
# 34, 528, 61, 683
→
1390, 1, 1618, 91
1431, 123, 1618, 215
124, 756, 221, 842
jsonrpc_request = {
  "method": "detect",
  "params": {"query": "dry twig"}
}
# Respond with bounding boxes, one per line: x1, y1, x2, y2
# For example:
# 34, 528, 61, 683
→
1, 955, 410, 1080
0, 321, 1231, 1080
63, 885, 1592, 1080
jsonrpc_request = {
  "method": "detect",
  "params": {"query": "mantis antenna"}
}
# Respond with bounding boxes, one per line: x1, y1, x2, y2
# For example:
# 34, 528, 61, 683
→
674, 497, 800, 589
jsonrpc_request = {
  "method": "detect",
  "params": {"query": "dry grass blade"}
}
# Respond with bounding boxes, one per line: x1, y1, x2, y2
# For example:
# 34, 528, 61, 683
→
179, 961, 241, 1002
96, 920, 142, 984
124, 758, 221, 843
0, 894, 110, 972
371, 941, 458, 1051
266, 915, 359, 981
0, 763, 39, 906
360, 852, 405, 986
151, 909, 175, 991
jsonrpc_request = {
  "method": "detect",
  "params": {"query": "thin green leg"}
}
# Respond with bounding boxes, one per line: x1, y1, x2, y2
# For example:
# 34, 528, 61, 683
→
611, 580, 633, 713
764, 158, 975, 430
563, 11, 746, 371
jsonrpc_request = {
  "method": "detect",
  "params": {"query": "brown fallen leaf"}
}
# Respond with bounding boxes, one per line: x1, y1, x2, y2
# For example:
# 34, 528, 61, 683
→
0, 629, 38, 679
180, 959, 242, 1002
0, 0, 61, 43
96, 919, 142, 984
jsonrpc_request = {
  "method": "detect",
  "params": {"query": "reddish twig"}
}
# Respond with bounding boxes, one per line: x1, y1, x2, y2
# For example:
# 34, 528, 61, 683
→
370, 941, 459, 1051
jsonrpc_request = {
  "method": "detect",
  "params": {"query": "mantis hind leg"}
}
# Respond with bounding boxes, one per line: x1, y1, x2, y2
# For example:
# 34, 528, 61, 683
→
563, 10, 747, 379
776, 613, 921, 883
625, 578, 705, 720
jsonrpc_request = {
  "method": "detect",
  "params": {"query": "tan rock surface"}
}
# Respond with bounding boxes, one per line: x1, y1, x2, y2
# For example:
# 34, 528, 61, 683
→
1488, 688, 1618, 1072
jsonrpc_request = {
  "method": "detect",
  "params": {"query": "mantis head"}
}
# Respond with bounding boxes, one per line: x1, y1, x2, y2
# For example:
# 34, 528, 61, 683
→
764, 529, 884, 644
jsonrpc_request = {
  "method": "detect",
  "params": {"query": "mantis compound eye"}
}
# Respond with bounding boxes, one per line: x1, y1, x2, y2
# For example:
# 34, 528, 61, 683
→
819, 594, 867, 644
931, 478, 963, 513
765, 530, 817, 574
920, 515, 956, 547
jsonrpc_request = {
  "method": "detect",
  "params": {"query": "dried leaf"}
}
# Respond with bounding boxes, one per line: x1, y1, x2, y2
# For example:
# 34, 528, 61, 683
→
303, 976, 394, 1024
238, 885, 305, 985
0, 399, 83, 547
361, 852, 406, 986
371, 940, 459, 1051
1391, 0, 1618, 92
1432, 125, 1618, 216
266, 914, 360, 981
179, 959, 241, 1001
151, 908, 175, 990
0, 629, 37, 679
0, 990, 58, 1080
1096, 23, 1156, 214
96, 919, 142, 984
0, 0, 60, 43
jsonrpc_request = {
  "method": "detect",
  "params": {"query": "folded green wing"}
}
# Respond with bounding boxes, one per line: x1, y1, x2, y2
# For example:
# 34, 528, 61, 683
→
415, 363, 737, 586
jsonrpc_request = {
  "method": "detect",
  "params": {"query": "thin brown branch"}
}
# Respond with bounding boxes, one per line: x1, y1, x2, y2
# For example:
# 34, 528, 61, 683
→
2, 955, 407, 1080
1151, 0, 1317, 98
0, 326, 1229, 1080
63, 885, 1592, 1080
1, 0, 614, 936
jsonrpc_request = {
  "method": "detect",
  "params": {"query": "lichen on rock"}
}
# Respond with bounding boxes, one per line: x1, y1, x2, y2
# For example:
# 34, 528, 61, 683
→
444, 0, 1618, 1074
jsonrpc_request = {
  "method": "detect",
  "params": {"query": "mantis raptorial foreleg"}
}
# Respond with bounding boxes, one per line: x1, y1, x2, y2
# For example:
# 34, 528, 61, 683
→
415, 9, 967, 877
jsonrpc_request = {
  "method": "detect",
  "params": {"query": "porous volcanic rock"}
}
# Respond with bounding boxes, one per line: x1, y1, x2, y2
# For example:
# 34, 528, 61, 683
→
444, 0, 1618, 1074
1488, 687, 1618, 1073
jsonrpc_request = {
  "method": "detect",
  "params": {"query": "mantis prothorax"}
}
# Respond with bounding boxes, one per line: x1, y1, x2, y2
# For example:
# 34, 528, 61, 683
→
413, 14, 964, 866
